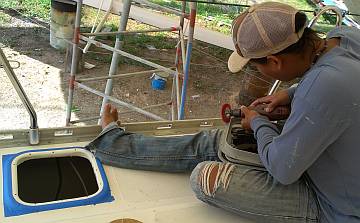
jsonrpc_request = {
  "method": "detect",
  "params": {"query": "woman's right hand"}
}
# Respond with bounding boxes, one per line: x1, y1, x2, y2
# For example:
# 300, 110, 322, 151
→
250, 89, 291, 113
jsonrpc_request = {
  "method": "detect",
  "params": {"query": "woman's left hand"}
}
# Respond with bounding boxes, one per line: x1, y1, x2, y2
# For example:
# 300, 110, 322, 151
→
240, 106, 260, 130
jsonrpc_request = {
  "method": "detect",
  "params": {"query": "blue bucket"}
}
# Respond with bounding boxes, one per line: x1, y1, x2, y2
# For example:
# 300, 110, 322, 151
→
151, 73, 167, 90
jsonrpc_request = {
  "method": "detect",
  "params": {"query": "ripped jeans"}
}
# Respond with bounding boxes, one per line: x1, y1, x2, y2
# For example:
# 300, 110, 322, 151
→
86, 123, 319, 223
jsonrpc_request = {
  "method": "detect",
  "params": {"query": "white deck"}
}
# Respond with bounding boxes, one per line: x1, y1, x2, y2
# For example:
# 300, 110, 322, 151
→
0, 141, 255, 223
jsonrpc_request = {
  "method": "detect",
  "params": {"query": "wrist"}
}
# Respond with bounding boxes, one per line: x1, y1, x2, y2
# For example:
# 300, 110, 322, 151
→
250, 115, 270, 130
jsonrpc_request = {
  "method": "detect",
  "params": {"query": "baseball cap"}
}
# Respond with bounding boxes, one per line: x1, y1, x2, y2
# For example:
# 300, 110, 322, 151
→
228, 2, 307, 73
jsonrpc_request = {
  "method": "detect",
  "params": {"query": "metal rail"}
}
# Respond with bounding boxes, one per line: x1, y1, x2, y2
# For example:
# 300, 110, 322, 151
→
309, 6, 344, 28
0, 48, 39, 145
0, 118, 223, 148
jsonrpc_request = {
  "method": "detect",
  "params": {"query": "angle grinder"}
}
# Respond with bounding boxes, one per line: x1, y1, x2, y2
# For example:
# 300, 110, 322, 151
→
221, 103, 291, 123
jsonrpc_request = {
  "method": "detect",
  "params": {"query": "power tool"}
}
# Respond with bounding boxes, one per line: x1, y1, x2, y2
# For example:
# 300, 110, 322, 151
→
221, 103, 291, 123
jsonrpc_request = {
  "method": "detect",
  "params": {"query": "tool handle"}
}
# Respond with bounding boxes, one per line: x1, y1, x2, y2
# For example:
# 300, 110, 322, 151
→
249, 104, 290, 121
221, 104, 291, 123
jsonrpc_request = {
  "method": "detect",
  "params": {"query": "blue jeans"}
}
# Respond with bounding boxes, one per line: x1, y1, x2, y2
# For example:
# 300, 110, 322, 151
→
86, 124, 319, 222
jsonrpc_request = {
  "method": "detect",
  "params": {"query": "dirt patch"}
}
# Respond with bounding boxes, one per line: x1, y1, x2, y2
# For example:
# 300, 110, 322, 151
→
0, 8, 274, 130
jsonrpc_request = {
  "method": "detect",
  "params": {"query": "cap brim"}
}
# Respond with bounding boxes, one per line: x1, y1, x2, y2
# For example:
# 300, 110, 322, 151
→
228, 51, 250, 73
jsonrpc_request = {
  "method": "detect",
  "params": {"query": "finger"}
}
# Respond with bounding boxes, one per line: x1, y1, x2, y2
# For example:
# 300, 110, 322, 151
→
250, 97, 271, 107
249, 99, 259, 107
240, 118, 245, 126
240, 118, 250, 130
240, 105, 250, 116
265, 101, 278, 112
110, 104, 116, 113
104, 103, 111, 113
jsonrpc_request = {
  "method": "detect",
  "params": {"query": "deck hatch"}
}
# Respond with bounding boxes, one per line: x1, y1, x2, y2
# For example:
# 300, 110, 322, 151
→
17, 156, 99, 203
2, 147, 114, 217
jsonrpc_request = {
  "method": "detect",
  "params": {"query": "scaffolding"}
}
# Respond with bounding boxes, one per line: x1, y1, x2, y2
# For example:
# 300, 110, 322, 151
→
65, 0, 353, 126
65, 0, 197, 126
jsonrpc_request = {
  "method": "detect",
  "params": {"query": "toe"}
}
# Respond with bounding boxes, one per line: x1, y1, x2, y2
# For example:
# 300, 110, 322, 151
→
104, 103, 111, 114
101, 104, 114, 129
111, 106, 119, 122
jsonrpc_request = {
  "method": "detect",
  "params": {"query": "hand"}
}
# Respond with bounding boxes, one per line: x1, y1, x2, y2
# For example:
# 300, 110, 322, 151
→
240, 106, 260, 130
250, 89, 291, 113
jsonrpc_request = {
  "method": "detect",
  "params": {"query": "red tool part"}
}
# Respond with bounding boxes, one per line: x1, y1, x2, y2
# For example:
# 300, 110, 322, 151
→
221, 104, 231, 123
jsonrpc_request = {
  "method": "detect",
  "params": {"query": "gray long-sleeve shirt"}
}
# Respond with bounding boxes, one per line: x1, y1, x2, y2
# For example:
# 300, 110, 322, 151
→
250, 27, 360, 223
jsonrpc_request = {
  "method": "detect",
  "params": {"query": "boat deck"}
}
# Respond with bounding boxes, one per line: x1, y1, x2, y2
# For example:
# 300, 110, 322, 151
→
0, 119, 255, 223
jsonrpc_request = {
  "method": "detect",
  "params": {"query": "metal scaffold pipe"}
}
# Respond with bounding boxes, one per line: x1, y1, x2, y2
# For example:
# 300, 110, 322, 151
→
179, 2, 197, 120
80, 36, 176, 76
70, 101, 170, 124
66, 0, 190, 125
83, 0, 114, 53
76, 69, 163, 82
98, 0, 132, 124
82, 27, 180, 37
76, 82, 165, 121
174, 0, 187, 119
65, 0, 82, 126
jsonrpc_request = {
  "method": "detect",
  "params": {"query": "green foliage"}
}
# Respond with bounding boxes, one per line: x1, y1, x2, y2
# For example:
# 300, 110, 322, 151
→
0, 0, 50, 21
0, 0, 337, 34
0, 0, 19, 9
125, 33, 175, 50
148, 0, 337, 34
149, 0, 237, 34
0, 10, 12, 23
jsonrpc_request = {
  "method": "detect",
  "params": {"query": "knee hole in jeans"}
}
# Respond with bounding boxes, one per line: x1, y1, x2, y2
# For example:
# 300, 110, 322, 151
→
196, 162, 235, 197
